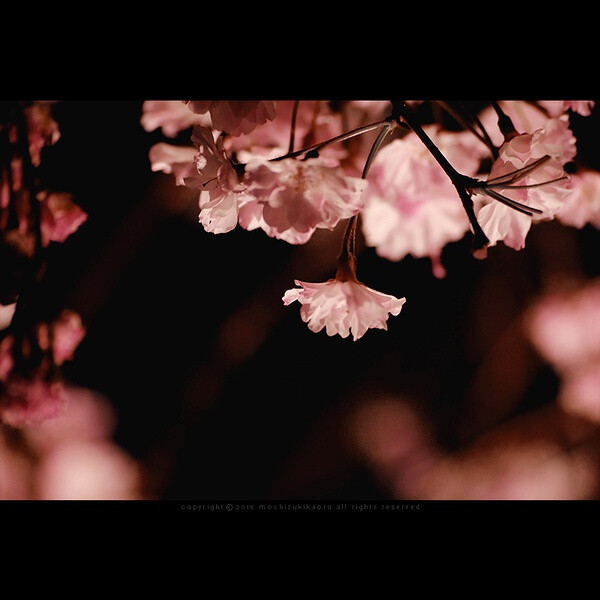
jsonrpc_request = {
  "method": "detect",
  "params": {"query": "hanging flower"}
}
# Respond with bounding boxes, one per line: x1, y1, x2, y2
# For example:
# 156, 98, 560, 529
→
283, 278, 406, 341
186, 101, 277, 137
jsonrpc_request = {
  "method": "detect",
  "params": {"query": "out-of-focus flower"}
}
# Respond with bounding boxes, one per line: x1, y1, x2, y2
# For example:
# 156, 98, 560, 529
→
0, 302, 16, 331
474, 123, 572, 250
559, 365, 600, 423
39, 191, 87, 246
0, 433, 32, 499
361, 128, 486, 267
413, 438, 596, 500
557, 168, 600, 229
283, 278, 406, 341
141, 100, 210, 137
36, 440, 142, 500
50, 310, 86, 366
0, 335, 14, 381
148, 143, 197, 185
0, 376, 67, 427
525, 280, 600, 374
24, 102, 61, 167
243, 156, 367, 244
187, 101, 277, 137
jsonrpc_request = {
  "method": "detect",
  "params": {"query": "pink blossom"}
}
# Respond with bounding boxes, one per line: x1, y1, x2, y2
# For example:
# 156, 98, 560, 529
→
559, 365, 600, 423
0, 377, 67, 427
0, 302, 16, 331
187, 101, 277, 137
283, 278, 406, 341
184, 126, 254, 234
51, 310, 86, 365
557, 169, 600, 229
141, 100, 210, 137
242, 156, 367, 244
474, 124, 573, 250
24, 102, 61, 167
36, 440, 142, 500
148, 143, 196, 185
230, 101, 344, 162
39, 192, 88, 246
361, 128, 486, 264
538, 100, 595, 117
525, 280, 600, 374
0, 336, 14, 381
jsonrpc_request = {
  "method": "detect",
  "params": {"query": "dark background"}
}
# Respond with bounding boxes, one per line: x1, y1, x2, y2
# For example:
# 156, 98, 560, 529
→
33, 100, 600, 500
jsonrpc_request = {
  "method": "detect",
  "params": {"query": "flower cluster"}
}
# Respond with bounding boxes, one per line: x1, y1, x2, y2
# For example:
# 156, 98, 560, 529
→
144, 100, 597, 340
0, 101, 87, 427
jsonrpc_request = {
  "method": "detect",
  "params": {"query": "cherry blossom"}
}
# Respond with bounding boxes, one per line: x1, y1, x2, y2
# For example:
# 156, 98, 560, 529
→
39, 191, 88, 246
187, 101, 277, 137
361, 127, 487, 266
148, 143, 196, 185
141, 100, 210, 137
538, 100, 595, 118
283, 278, 406, 341
24, 102, 61, 167
557, 168, 600, 229
0, 376, 67, 427
473, 123, 573, 250
242, 156, 367, 244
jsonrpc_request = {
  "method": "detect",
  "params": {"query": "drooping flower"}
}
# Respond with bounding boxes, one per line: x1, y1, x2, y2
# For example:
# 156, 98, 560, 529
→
50, 310, 86, 366
361, 128, 487, 267
557, 168, 600, 229
538, 100, 595, 118
242, 155, 367, 244
187, 101, 277, 137
0, 376, 67, 427
39, 192, 88, 246
283, 278, 406, 341
473, 123, 573, 250
141, 100, 210, 137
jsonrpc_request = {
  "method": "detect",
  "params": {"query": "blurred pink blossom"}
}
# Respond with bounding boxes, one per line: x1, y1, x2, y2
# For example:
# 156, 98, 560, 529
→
538, 100, 595, 118
0, 302, 16, 331
0, 335, 14, 382
361, 128, 486, 265
0, 377, 67, 427
557, 168, 600, 229
51, 310, 86, 366
39, 192, 88, 246
242, 156, 367, 244
24, 102, 61, 167
141, 100, 210, 137
36, 440, 142, 500
187, 101, 277, 137
283, 278, 406, 341
559, 365, 600, 423
0, 434, 32, 499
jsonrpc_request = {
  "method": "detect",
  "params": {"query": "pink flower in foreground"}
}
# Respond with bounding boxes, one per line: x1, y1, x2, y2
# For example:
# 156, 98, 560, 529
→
361, 128, 486, 266
36, 440, 142, 500
187, 101, 277, 137
242, 156, 367, 244
474, 123, 573, 250
557, 169, 600, 229
283, 278, 406, 341
39, 192, 87, 246
0, 377, 67, 427
184, 126, 254, 234
148, 143, 196, 185
141, 100, 210, 137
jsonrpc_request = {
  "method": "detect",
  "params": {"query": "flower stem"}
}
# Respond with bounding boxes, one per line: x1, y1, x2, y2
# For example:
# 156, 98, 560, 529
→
288, 100, 300, 154
392, 101, 489, 251
491, 100, 519, 141
272, 118, 394, 162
